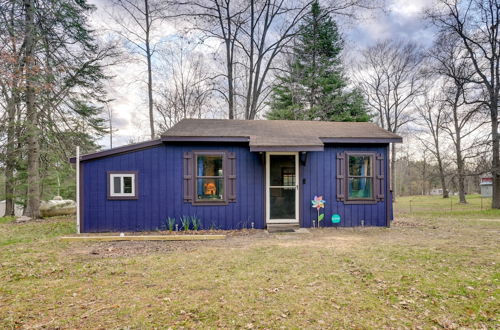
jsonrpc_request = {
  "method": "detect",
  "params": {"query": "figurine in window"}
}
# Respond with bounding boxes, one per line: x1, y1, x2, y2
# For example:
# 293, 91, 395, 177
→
204, 182, 217, 195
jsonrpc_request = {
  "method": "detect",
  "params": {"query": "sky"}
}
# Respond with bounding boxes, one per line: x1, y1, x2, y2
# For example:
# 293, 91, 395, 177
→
90, 0, 436, 149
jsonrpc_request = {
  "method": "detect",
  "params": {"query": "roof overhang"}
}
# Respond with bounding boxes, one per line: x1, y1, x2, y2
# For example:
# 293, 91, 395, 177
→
161, 136, 249, 143
249, 145, 325, 152
69, 139, 163, 163
69, 132, 402, 164
321, 137, 403, 144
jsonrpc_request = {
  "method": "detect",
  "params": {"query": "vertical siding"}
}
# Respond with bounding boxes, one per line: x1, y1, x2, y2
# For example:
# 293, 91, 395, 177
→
300, 144, 389, 228
82, 142, 390, 232
82, 143, 265, 232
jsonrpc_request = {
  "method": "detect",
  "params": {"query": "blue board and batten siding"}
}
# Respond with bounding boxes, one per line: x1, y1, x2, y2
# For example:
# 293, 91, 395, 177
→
300, 144, 390, 228
81, 142, 390, 232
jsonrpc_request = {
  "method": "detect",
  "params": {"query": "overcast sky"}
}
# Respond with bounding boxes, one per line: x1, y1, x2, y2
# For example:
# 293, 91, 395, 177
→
91, 0, 436, 149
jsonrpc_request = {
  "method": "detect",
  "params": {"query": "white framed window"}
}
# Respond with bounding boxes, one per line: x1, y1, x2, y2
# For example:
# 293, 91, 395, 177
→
108, 171, 138, 199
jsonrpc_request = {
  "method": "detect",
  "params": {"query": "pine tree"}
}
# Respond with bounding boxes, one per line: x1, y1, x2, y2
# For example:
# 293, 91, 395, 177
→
0, 0, 114, 217
266, 1, 370, 122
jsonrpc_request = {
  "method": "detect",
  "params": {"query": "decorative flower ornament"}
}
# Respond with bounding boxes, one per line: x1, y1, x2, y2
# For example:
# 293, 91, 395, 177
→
311, 195, 326, 227
311, 195, 325, 210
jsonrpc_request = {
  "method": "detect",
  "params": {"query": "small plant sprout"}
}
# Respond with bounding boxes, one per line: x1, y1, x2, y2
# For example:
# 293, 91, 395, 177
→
311, 195, 325, 227
191, 216, 201, 231
167, 217, 176, 231
180, 216, 190, 231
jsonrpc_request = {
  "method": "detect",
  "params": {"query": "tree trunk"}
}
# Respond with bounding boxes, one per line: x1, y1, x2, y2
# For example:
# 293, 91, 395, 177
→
455, 135, 466, 203
244, 0, 254, 120
437, 158, 448, 198
391, 143, 396, 201
24, 0, 40, 219
451, 91, 466, 204
491, 104, 500, 208
226, 38, 234, 119
145, 0, 155, 139
456, 158, 466, 204
4, 99, 16, 216
434, 135, 448, 198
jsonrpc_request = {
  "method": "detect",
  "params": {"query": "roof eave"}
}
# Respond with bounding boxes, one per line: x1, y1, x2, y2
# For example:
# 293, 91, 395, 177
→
161, 136, 249, 142
320, 137, 403, 144
69, 139, 163, 163
249, 145, 324, 152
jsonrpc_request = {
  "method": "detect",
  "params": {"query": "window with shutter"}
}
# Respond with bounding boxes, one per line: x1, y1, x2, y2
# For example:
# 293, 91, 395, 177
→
337, 151, 384, 204
183, 152, 193, 202
375, 153, 385, 201
336, 152, 345, 201
227, 152, 237, 202
184, 151, 235, 205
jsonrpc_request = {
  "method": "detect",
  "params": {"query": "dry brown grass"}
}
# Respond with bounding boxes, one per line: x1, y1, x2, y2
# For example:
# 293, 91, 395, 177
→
0, 215, 498, 328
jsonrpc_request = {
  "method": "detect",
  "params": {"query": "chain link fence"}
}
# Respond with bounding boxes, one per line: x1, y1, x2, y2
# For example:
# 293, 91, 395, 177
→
395, 194, 492, 216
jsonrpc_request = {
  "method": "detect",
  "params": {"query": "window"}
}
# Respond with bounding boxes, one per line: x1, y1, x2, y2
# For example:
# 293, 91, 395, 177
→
184, 151, 236, 204
195, 154, 225, 202
347, 154, 373, 200
108, 172, 137, 199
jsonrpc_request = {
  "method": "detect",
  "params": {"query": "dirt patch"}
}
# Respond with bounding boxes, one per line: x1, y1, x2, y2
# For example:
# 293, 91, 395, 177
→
67, 230, 270, 258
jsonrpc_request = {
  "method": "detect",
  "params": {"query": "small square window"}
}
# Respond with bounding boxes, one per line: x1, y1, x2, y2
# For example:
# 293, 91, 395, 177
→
108, 172, 137, 199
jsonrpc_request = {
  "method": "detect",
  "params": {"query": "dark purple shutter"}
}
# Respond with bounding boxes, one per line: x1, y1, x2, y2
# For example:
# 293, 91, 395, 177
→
375, 153, 385, 201
336, 152, 345, 201
227, 152, 237, 202
183, 152, 193, 202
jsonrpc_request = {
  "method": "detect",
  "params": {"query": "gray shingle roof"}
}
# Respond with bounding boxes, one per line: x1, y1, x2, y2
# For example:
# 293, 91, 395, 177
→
163, 119, 402, 151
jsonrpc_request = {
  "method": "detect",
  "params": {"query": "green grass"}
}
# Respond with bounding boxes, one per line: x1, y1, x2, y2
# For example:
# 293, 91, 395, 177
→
0, 213, 498, 328
0, 216, 15, 224
395, 194, 500, 219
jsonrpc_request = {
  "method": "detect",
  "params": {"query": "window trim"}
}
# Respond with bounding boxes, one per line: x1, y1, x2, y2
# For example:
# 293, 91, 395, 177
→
344, 152, 377, 204
192, 151, 228, 205
107, 171, 138, 200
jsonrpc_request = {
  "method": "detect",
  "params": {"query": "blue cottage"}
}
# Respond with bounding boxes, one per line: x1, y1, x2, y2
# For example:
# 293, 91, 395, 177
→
71, 119, 402, 232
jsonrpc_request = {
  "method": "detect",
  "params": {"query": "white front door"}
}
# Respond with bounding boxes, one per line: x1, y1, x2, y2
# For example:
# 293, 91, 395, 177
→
266, 152, 299, 224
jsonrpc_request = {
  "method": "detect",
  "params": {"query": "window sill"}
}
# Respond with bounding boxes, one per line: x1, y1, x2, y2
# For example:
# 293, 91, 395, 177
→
344, 199, 378, 205
108, 196, 138, 200
191, 200, 228, 206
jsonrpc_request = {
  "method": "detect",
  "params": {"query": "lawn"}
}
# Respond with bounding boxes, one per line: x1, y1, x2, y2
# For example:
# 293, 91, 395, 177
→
0, 205, 499, 328
395, 194, 500, 219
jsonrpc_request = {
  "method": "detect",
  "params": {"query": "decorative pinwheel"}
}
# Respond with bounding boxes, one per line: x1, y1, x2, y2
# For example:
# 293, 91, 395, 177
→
311, 195, 325, 227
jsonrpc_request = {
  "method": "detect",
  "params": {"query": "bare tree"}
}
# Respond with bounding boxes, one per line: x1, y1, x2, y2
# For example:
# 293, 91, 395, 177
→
175, 0, 379, 119
106, 0, 169, 139
173, 0, 248, 119
415, 87, 449, 198
429, 33, 490, 203
155, 40, 214, 130
355, 40, 424, 198
428, 0, 500, 208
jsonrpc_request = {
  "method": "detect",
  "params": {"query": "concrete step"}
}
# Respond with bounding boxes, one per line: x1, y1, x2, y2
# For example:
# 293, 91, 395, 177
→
266, 224, 300, 233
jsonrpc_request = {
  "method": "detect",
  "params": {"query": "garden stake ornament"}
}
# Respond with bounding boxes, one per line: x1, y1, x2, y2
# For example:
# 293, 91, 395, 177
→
311, 195, 325, 227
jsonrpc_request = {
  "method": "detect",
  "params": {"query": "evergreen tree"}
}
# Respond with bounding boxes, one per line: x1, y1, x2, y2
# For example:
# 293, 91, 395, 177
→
266, 1, 370, 122
0, 0, 114, 217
